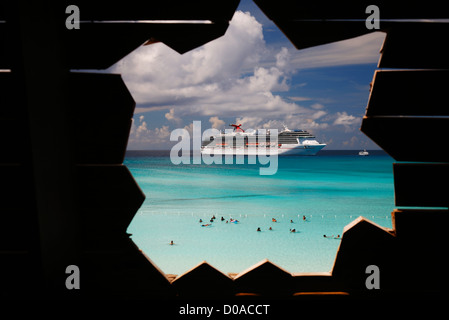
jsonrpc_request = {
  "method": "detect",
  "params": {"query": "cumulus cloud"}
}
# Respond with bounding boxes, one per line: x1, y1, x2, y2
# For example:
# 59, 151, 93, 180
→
333, 111, 362, 132
275, 47, 290, 70
342, 136, 359, 148
112, 11, 266, 106
165, 108, 181, 123
128, 116, 171, 149
110, 10, 381, 149
333, 111, 359, 126
209, 116, 225, 129
111, 11, 312, 120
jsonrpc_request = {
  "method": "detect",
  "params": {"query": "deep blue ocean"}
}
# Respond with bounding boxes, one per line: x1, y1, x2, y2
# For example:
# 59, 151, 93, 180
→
124, 150, 395, 275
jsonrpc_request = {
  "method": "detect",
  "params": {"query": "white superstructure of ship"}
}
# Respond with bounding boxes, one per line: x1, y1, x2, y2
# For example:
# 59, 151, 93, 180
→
201, 124, 326, 156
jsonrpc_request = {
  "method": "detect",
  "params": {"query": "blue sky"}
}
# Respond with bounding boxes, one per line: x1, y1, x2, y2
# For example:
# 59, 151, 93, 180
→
111, 0, 386, 150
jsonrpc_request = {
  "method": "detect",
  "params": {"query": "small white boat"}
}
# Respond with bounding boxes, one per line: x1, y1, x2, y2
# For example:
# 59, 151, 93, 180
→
358, 149, 369, 156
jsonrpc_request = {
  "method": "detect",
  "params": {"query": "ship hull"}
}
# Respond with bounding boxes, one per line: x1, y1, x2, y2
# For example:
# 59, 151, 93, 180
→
201, 144, 326, 156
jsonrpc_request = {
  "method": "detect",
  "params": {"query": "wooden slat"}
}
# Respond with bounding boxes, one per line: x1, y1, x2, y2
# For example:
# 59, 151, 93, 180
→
0, 118, 25, 163
361, 117, 449, 162
332, 217, 396, 290
171, 261, 234, 297
254, 0, 449, 20
2, 19, 231, 70
378, 23, 449, 69
143, 22, 229, 54
254, 1, 449, 51
234, 259, 293, 295
0, 24, 12, 69
293, 291, 349, 296
366, 70, 449, 116
0, 164, 38, 253
389, 208, 448, 295
69, 73, 135, 118
274, 20, 370, 50
0, 73, 32, 163
55, 0, 240, 22
68, 73, 135, 164
291, 272, 344, 293
76, 164, 144, 235
62, 23, 153, 69
61, 22, 229, 69
393, 163, 449, 208
392, 209, 449, 238
0, 72, 14, 117
75, 165, 145, 211
0, 165, 29, 211
1, 22, 150, 70
80, 239, 173, 298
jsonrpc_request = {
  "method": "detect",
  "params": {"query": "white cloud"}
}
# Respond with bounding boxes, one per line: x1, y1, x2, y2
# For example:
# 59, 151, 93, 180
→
209, 116, 225, 129
311, 103, 325, 110
333, 111, 359, 126
181, 11, 265, 84
109, 11, 383, 149
128, 116, 171, 149
333, 111, 362, 132
111, 11, 305, 119
285, 114, 329, 131
288, 96, 311, 102
342, 136, 359, 148
275, 47, 290, 70
112, 11, 266, 107
165, 108, 181, 123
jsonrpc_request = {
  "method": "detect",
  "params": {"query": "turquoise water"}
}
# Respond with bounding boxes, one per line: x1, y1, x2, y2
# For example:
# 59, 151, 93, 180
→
125, 151, 395, 275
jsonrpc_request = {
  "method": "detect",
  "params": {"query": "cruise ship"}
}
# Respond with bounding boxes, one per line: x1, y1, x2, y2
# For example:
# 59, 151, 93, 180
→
201, 124, 326, 156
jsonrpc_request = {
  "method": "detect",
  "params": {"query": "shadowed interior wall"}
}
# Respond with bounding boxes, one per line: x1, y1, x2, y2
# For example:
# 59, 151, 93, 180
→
0, 0, 447, 299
